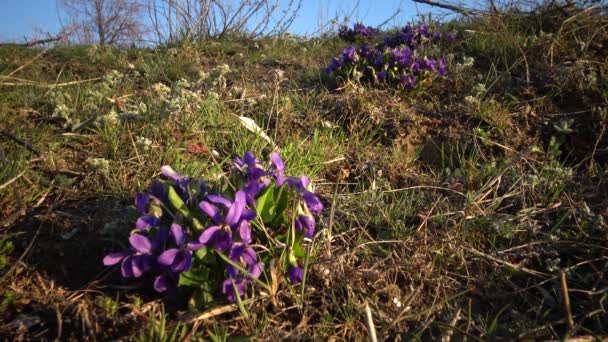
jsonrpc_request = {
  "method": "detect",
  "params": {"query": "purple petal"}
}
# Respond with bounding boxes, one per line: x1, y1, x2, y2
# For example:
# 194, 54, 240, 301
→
286, 176, 305, 192
243, 181, 262, 198
135, 193, 150, 214
287, 265, 303, 284
249, 167, 266, 182
271, 152, 285, 171
136, 215, 160, 230
214, 230, 232, 252
186, 241, 203, 251
222, 278, 245, 303
225, 191, 246, 226
275, 174, 285, 186
131, 255, 146, 278
151, 227, 168, 250
139, 254, 154, 272
301, 176, 310, 189
226, 264, 238, 279
239, 220, 252, 245
103, 252, 129, 266
206, 195, 232, 208
243, 151, 256, 166
129, 234, 152, 253
154, 274, 170, 292
171, 251, 192, 273
199, 225, 221, 245
170, 223, 186, 247
303, 191, 323, 214
150, 181, 167, 203
121, 256, 134, 278
229, 243, 245, 261
242, 246, 257, 266
249, 262, 264, 279
234, 156, 245, 170
301, 215, 316, 238
241, 208, 256, 221
158, 249, 179, 266
161, 165, 182, 180
199, 201, 221, 224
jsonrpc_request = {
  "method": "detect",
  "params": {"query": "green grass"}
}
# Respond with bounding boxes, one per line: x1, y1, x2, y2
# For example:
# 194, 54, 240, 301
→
1, 2, 607, 340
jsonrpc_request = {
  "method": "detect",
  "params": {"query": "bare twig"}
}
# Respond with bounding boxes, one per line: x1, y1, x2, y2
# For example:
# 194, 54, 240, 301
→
0, 27, 76, 48
0, 171, 26, 192
0, 129, 42, 157
365, 302, 378, 342
0, 76, 100, 88
469, 248, 549, 277
0, 146, 25, 227
412, 0, 484, 16
560, 271, 576, 333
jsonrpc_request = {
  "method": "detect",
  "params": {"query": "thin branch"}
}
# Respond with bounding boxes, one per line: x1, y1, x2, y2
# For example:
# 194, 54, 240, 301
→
0, 130, 42, 157
412, 0, 485, 16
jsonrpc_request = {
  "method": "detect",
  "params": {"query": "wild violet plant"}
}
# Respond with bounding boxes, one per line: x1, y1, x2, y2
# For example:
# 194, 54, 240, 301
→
338, 23, 380, 42
327, 24, 455, 90
103, 151, 322, 303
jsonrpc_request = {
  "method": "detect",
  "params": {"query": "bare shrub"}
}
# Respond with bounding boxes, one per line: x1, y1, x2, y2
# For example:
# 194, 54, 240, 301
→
147, 0, 302, 43
61, 0, 147, 46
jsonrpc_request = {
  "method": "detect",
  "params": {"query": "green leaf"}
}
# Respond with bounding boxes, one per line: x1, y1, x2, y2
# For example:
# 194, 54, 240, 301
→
255, 186, 276, 223
188, 286, 214, 311
232, 280, 249, 318
191, 217, 204, 231
178, 268, 209, 287
168, 185, 205, 230
195, 246, 216, 264
168, 185, 189, 217
292, 239, 306, 259
273, 187, 289, 219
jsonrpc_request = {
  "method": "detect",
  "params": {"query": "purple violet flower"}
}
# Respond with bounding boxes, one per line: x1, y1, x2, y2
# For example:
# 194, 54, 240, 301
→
269, 152, 286, 186
153, 274, 174, 293
234, 151, 267, 183
400, 74, 416, 89
160, 165, 206, 206
286, 176, 323, 214
295, 214, 316, 238
221, 261, 263, 303
411, 58, 423, 73
198, 190, 255, 252
392, 47, 412, 67
325, 56, 344, 74
341, 46, 357, 63
425, 58, 438, 73
438, 58, 447, 76
226, 242, 258, 279
103, 229, 166, 278
378, 71, 387, 82
157, 223, 203, 273
135, 215, 160, 231
135, 193, 151, 214
287, 265, 303, 284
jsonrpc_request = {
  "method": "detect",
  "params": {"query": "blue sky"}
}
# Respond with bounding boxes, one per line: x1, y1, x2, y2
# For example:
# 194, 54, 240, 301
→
0, 0, 447, 42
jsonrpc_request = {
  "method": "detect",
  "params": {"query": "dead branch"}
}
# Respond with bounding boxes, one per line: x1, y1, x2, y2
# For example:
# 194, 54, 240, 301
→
412, 0, 485, 16
0, 130, 43, 157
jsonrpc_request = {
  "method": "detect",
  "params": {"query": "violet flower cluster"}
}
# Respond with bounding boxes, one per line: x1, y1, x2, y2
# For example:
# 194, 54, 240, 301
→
103, 152, 323, 302
326, 24, 455, 90
338, 23, 379, 42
